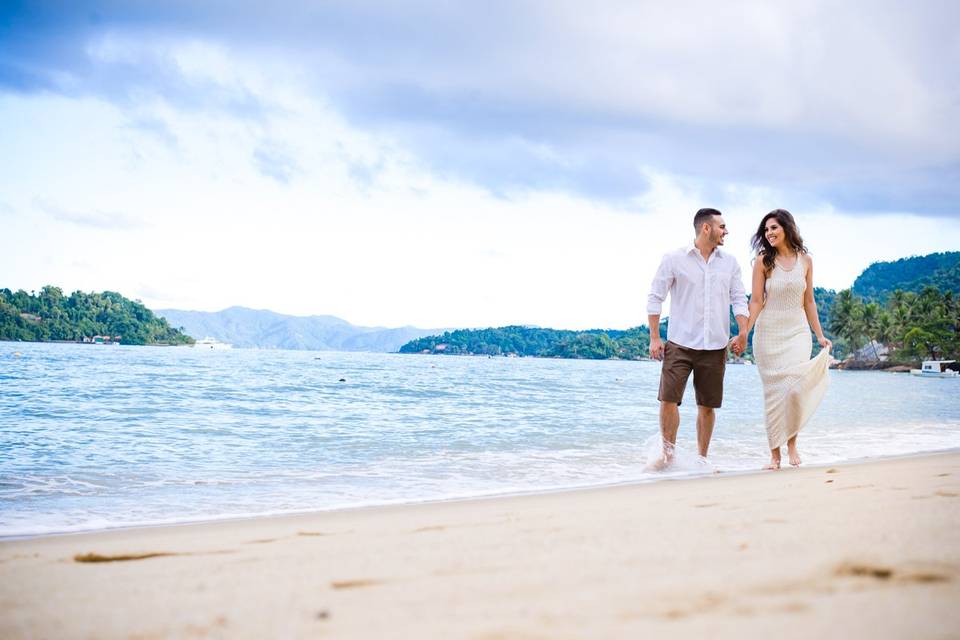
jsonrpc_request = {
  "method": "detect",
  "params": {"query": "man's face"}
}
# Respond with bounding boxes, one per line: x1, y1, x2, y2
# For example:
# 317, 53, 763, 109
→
708, 215, 728, 246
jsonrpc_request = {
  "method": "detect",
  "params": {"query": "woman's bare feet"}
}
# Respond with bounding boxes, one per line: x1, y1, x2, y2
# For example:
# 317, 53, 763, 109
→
764, 449, 782, 470
788, 447, 802, 467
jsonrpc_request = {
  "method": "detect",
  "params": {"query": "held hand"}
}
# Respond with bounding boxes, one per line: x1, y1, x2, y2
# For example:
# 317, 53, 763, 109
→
818, 336, 832, 351
650, 337, 665, 361
729, 334, 746, 356
728, 337, 740, 355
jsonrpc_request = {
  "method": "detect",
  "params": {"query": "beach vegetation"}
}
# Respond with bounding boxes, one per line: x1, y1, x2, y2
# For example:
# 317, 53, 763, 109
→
852, 251, 960, 301
0, 286, 194, 346
399, 325, 651, 359
829, 286, 959, 361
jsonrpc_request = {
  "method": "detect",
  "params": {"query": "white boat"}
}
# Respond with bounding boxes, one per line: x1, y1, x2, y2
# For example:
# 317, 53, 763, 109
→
192, 337, 232, 350
909, 360, 958, 378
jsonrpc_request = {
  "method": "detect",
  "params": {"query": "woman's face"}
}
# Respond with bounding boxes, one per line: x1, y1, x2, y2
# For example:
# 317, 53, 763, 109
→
764, 218, 784, 249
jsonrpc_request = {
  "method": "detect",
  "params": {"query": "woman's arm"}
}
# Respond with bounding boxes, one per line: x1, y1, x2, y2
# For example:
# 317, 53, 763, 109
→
733, 259, 767, 353
746, 258, 766, 334
802, 255, 832, 349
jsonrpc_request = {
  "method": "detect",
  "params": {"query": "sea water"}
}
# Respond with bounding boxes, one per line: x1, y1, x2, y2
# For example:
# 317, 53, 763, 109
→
1, 342, 958, 537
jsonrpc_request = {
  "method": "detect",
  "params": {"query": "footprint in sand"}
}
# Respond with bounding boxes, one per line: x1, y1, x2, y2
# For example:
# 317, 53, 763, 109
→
903, 573, 951, 584
74, 552, 179, 563
413, 525, 447, 533
299, 530, 352, 537
836, 563, 893, 580
835, 562, 952, 584
837, 484, 875, 491
331, 579, 381, 590
74, 550, 234, 563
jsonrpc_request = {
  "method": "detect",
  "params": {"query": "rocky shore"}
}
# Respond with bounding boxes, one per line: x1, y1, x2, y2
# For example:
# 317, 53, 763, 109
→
832, 359, 914, 372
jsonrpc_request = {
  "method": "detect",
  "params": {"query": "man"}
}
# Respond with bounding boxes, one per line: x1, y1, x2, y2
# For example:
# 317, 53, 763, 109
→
646, 208, 749, 470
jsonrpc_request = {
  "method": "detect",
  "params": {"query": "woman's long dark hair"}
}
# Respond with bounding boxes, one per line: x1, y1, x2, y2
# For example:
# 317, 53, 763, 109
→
751, 209, 808, 274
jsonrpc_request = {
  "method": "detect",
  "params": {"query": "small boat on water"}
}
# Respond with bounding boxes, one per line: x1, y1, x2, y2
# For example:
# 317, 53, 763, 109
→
192, 337, 233, 350
909, 360, 958, 378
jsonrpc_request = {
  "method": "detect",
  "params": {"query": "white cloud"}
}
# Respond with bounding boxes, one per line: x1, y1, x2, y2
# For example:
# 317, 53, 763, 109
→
5, 2, 958, 214
1, 32, 958, 331
35, 198, 148, 230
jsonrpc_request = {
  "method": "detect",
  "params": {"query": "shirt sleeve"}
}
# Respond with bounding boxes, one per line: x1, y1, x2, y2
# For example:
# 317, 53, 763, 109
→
646, 254, 673, 315
730, 260, 749, 317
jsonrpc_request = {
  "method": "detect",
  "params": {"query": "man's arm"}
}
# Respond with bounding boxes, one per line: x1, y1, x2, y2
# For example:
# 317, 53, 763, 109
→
648, 314, 664, 360
647, 255, 672, 360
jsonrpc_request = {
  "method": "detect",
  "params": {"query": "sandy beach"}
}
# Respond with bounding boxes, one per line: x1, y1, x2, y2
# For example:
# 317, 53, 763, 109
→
2, 452, 958, 639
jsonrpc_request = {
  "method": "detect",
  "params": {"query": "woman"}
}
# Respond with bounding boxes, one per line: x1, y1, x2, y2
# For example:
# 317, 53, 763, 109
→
741, 210, 831, 469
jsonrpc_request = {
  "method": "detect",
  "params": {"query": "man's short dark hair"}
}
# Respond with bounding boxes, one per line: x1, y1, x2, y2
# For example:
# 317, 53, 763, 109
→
693, 208, 722, 231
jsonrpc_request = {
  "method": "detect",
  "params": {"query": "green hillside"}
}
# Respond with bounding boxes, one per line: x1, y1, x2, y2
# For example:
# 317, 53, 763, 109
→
0, 286, 193, 345
399, 325, 651, 359
852, 251, 960, 301
831, 252, 960, 361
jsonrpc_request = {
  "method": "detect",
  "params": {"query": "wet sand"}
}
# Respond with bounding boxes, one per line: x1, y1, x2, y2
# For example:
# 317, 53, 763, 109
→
1, 452, 958, 639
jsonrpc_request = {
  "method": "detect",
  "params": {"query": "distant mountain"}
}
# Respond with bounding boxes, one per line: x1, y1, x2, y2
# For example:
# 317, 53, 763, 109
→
852, 251, 960, 301
155, 306, 447, 352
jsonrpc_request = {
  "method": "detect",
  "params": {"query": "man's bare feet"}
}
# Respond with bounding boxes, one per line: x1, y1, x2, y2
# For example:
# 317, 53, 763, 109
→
645, 440, 676, 472
646, 454, 673, 472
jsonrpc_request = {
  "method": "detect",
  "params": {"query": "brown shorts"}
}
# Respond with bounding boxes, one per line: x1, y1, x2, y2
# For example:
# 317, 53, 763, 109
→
658, 341, 726, 408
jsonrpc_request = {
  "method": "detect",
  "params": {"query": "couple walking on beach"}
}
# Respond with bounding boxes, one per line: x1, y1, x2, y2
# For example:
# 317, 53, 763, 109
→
647, 208, 832, 471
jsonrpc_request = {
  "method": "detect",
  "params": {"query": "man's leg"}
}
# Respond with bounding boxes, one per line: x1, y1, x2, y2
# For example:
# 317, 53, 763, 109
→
647, 401, 680, 471
691, 347, 726, 459
696, 405, 715, 457
660, 400, 680, 451
650, 342, 691, 471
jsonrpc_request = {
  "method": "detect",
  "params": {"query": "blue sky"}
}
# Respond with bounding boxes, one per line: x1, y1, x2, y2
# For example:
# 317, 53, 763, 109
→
1, 1, 958, 329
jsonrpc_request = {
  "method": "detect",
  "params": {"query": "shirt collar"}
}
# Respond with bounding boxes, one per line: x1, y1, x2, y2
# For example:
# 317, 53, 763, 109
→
687, 243, 722, 258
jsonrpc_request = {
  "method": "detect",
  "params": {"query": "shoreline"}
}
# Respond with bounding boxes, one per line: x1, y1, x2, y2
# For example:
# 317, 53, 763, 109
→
6, 447, 959, 542
8, 340, 933, 368
2, 451, 957, 638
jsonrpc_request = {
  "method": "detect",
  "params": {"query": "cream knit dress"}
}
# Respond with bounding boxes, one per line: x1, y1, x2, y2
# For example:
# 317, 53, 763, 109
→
753, 257, 831, 450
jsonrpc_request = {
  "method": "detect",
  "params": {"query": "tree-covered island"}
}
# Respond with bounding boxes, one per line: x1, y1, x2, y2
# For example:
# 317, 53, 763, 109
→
400, 325, 653, 359
401, 252, 960, 363
0, 286, 194, 346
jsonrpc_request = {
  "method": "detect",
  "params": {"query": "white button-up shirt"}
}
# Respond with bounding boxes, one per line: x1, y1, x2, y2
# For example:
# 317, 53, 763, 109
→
646, 244, 749, 351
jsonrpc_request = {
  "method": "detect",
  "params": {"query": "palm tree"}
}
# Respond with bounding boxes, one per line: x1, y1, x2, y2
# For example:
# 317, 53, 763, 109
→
874, 311, 896, 355
861, 302, 882, 361
831, 289, 866, 357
